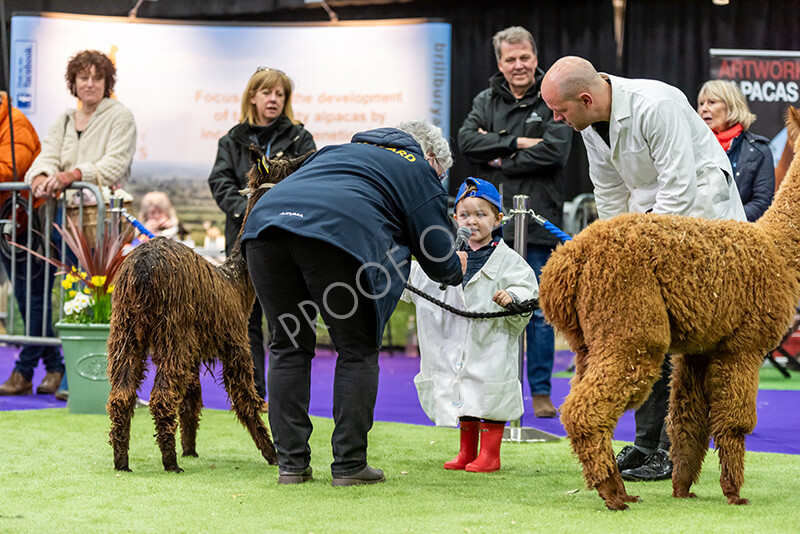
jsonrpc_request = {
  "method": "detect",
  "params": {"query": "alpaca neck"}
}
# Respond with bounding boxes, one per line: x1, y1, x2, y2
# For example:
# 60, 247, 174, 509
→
757, 148, 800, 271
218, 244, 256, 309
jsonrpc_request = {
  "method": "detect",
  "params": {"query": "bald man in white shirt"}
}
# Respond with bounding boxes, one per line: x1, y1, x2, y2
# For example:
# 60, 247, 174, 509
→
541, 56, 745, 482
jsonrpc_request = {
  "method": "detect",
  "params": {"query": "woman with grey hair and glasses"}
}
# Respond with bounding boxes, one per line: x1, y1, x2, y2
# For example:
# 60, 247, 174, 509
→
208, 67, 316, 413
241, 119, 466, 487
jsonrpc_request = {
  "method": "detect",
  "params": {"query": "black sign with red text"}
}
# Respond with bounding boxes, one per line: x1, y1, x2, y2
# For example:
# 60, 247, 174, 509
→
710, 49, 800, 143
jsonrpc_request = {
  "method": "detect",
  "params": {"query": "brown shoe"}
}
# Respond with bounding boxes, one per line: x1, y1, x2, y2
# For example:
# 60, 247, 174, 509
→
37, 371, 64, 395
0, 371, 33, 396
260, 400, 269, 413
532, 395, 557, 418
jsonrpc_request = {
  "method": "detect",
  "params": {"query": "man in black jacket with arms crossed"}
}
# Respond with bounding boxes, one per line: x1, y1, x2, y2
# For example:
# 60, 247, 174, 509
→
458, 26, 572, 418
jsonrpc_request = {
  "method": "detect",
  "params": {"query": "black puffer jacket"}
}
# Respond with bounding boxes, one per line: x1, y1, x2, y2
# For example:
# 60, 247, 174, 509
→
458, 70, 572, 247
208, 115, 316, 254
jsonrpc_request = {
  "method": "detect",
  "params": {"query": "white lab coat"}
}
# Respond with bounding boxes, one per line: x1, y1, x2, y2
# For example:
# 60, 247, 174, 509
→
582, 74, 746, 222
401, 240, 538, 427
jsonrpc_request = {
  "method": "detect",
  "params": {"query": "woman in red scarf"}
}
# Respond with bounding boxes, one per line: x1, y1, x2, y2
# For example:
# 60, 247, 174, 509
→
698, 80, 775, 221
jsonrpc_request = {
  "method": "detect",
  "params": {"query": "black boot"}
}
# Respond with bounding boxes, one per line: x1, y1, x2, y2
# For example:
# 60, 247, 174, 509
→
615, 445, 650, 471
620, 449, 672, 481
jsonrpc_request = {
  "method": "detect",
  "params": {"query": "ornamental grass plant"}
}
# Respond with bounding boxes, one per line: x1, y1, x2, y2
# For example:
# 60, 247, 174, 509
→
13, 215, 133, 324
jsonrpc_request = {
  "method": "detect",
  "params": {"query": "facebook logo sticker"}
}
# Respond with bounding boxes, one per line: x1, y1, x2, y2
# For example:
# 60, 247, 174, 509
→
14, 41, 35, 112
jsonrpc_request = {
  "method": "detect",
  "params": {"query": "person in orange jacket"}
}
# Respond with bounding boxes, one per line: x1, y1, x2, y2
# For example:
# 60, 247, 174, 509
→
0, 91, 65, 397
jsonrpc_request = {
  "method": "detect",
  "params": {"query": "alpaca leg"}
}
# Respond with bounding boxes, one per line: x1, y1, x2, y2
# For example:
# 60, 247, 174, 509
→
221, 340, 278, 465
571, 346, 589, 384
107, 330, 147, 472
707, 353, 761, 505
149, 361, 184, 473
179, 369, 203, 458
561, 350, 664, 511
668, 354, 711, 499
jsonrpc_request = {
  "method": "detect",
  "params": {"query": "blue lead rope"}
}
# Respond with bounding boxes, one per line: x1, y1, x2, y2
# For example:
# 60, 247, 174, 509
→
517, 210, 572, 242
122, 211, 155, 239
541, 219, 572, 242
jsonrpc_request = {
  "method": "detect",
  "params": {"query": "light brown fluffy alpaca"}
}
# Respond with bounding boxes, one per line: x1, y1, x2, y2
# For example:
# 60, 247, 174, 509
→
539, 107, 800, 511
107, 151, 309, 473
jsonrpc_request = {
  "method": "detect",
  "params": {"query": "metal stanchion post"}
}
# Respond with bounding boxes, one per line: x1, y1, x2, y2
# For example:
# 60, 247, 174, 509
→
109, 196, 123, 243
503, 194, 559, 443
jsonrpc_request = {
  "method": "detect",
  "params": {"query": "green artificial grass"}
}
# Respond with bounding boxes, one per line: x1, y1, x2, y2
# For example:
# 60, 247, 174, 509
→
1, 409, 798, 533
757, 365, 800, 390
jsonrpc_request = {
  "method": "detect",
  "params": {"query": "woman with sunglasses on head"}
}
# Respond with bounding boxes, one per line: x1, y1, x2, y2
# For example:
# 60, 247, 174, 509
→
208, 67, 316, 413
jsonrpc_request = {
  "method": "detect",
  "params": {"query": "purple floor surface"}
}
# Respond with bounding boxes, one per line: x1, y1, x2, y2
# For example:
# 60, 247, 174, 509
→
1, 346, 798, 455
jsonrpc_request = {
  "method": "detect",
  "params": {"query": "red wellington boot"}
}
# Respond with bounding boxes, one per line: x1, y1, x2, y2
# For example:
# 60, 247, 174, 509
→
443, 420, 480, 470
465, 421, 505, 473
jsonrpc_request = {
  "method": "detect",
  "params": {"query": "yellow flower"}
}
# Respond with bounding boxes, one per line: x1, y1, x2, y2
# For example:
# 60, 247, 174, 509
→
68, 290, 77, 298
84, 287, 92, 295
108, 284, 115, 294
65, 273, 80, 284
91, 275, 107, 287
61, 279, 73, 290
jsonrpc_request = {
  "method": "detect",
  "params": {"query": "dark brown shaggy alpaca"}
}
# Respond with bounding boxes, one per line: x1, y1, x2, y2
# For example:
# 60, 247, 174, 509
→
539, 107, 800, 510
107, 151, 310, 473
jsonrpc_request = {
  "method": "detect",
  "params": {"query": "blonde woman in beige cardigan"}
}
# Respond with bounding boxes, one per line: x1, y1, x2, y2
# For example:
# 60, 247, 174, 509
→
27, 50, 136, 203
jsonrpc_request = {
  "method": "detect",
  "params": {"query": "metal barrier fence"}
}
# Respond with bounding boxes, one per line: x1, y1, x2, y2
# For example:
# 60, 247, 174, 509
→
0, 181, 105, 347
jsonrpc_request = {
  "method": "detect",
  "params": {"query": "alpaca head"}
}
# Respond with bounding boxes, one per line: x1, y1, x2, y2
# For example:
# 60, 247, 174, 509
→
241, 145, 313, 219
787, 106, 800, 154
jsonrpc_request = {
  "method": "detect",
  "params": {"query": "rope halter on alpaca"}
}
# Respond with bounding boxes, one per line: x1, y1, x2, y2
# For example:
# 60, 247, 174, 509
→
238, 155, 275, 197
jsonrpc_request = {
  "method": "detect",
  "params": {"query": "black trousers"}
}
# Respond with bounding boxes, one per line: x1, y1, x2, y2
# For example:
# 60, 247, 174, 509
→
246, 228, 380, 477
634, 354, 672, 451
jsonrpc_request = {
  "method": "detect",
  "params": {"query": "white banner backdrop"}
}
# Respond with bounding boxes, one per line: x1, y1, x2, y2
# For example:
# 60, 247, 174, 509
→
10, 13, 451, 180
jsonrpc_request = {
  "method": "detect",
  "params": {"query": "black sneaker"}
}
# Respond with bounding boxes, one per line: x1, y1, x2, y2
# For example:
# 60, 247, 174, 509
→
620, 449, 673, 481
615, 445, 649, 471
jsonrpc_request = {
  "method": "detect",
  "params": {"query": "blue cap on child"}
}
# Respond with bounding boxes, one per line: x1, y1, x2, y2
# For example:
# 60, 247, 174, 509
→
454, 177, 503, 213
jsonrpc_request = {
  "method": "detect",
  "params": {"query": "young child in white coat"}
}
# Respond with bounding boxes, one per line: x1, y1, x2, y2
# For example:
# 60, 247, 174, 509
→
401, 177, 537, 473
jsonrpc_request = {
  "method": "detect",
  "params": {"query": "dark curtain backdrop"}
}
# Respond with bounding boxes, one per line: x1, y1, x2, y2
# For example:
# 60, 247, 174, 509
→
623, 0, 800, 99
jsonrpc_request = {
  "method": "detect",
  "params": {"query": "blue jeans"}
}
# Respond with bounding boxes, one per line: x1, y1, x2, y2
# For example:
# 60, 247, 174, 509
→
1, 211, 63, 381
525, 245, 555, 396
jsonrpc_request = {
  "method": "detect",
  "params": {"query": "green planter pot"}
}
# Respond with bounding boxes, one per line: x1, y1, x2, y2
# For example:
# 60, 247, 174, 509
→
56, 322, 111, 415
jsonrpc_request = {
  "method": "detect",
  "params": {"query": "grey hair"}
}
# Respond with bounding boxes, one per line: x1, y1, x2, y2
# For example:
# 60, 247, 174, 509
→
492, 26, 537, 61
395, 120, 453, 172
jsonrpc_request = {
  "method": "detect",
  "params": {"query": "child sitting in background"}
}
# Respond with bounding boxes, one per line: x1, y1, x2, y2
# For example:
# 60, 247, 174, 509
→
138, 191, 179, 239
401, 177, 537, 473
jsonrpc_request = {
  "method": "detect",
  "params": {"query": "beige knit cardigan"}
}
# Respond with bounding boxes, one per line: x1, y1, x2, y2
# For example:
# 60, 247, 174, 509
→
25, 98, 136, 201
